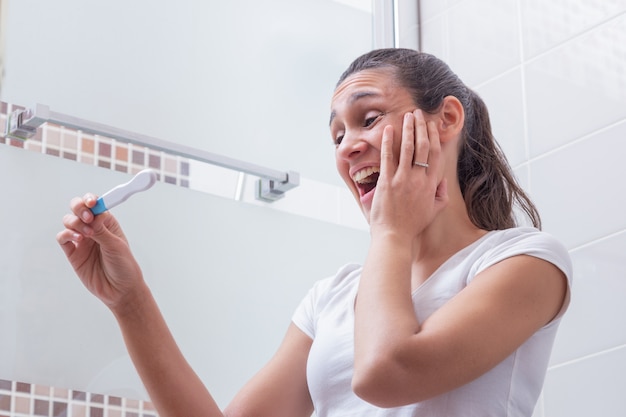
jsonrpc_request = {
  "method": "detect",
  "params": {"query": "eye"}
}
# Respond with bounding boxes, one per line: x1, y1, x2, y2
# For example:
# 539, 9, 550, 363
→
334, 134, 344, 147
364, 112, 384, 127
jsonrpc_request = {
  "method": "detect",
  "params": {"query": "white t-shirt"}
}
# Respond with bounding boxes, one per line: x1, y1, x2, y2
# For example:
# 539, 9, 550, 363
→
292, 227, 573, 417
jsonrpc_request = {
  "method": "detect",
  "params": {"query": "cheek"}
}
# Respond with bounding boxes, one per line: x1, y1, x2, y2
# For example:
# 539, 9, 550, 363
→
335, 158, 351, 183
335, 158, 359, 195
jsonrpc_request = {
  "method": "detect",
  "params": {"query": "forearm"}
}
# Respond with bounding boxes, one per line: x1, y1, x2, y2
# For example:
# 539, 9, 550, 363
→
354, 233, 421, 367
353, 232, 424, 405
112, 283, 223, 417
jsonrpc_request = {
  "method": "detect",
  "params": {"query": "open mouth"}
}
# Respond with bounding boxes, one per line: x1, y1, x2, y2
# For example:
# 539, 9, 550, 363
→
353, 166, 380, 197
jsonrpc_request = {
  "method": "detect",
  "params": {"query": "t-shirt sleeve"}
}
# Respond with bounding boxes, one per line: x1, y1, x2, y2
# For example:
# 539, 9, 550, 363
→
472, 229, 573, 321
291, 279, 321, 339
291, 263, 361, 339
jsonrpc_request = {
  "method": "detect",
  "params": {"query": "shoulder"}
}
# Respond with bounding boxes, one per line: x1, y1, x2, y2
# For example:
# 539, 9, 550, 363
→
306, 263, 362, 306
291, 263, 361, 338
471, 227, 572, 322
473, 227, 572, 284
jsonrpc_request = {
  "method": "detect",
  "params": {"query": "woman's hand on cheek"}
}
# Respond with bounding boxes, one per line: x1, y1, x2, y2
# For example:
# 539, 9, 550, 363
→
369, 110, 448, 240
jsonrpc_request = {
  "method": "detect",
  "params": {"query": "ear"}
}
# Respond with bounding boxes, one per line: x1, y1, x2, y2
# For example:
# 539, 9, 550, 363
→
436, 96, 464, 143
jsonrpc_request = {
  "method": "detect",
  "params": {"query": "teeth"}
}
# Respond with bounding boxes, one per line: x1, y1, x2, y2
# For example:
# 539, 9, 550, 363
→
352, 166, 380, 183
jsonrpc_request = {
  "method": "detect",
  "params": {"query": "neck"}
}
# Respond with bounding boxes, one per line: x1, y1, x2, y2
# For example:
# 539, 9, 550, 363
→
409, 190, 487, 289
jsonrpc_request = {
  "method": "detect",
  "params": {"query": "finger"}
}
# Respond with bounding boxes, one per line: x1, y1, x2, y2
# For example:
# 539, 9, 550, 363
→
70, 194, 98, 224
60, 211, 120, 259
62, 212, 94, 237
379, 125, 395, 179
399, 112, 416, 169
425, 119, 441, 174
56, 229, 81, 257
413, 110, 430, 167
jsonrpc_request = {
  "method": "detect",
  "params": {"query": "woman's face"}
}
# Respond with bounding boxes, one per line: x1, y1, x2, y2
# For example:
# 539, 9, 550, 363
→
330, 68, 418, 219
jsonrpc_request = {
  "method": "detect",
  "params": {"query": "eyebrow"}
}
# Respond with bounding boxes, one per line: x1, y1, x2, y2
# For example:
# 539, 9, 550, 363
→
329, 91, 381, 126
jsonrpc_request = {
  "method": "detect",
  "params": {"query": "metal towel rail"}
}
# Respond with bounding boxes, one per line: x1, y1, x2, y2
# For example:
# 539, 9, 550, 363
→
5, 103, 299, 202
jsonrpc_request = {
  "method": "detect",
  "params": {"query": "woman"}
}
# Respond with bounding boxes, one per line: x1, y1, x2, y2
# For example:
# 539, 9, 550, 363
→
57, 48, 572, 417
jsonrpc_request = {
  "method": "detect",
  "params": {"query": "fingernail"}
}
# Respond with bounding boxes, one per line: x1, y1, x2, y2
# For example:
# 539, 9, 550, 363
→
82, 211, 91, 222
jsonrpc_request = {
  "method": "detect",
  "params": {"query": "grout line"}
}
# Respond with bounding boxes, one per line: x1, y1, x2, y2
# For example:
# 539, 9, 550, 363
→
549, 343, 626, 371
568, 228, 626, 253
472, 10, 626, 91
76, 129, 83, 164
472, 64, 524, 90
519, 116, 626, 167
442, 3, 450, 61
523, 9, 626, 64
514, 0, 532, 192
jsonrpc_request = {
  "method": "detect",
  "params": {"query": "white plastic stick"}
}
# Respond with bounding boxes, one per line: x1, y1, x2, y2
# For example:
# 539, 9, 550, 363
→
90, 169, 158, 215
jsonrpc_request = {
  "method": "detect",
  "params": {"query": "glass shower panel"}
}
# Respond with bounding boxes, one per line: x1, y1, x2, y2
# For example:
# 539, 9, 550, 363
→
2, 0, 373, 186
0, 144, 370, 407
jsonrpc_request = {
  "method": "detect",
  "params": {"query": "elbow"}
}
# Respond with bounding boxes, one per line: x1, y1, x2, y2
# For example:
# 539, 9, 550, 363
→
352, 372, 399, 408
351, 357, 428, 408
352, 352, 441, 408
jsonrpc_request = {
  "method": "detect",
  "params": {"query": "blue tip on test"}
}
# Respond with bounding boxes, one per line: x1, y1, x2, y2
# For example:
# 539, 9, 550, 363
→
90, 169, 158, 215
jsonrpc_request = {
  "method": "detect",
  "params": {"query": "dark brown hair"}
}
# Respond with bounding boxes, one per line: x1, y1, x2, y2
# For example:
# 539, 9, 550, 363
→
337, 48, 541, 230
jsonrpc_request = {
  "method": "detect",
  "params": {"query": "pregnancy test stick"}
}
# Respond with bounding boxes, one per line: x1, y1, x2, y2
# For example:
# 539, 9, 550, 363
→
90, 169, 158, 215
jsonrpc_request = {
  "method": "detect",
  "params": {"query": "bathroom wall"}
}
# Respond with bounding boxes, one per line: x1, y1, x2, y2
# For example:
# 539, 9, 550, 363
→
419, 1, 626, 416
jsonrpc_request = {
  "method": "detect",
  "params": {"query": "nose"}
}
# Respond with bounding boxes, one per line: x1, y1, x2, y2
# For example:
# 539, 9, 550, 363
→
336, 131, 367, 161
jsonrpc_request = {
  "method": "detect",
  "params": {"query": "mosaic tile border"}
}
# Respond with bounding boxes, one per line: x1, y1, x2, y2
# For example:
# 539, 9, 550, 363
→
0, 102, 190, 187
0, 379, 157, 417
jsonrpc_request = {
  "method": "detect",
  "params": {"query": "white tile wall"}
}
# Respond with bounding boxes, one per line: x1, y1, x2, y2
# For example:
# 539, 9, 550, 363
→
531, 120, 626, 248
475, 68, 527, 167
425, 0, 522, 85
520, 0, 626, 58
420, 1, 626, 416
525, 13, 626, 157
543, 345, 626, 417
447, 0, 521, 86
551, 231, 626, 364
